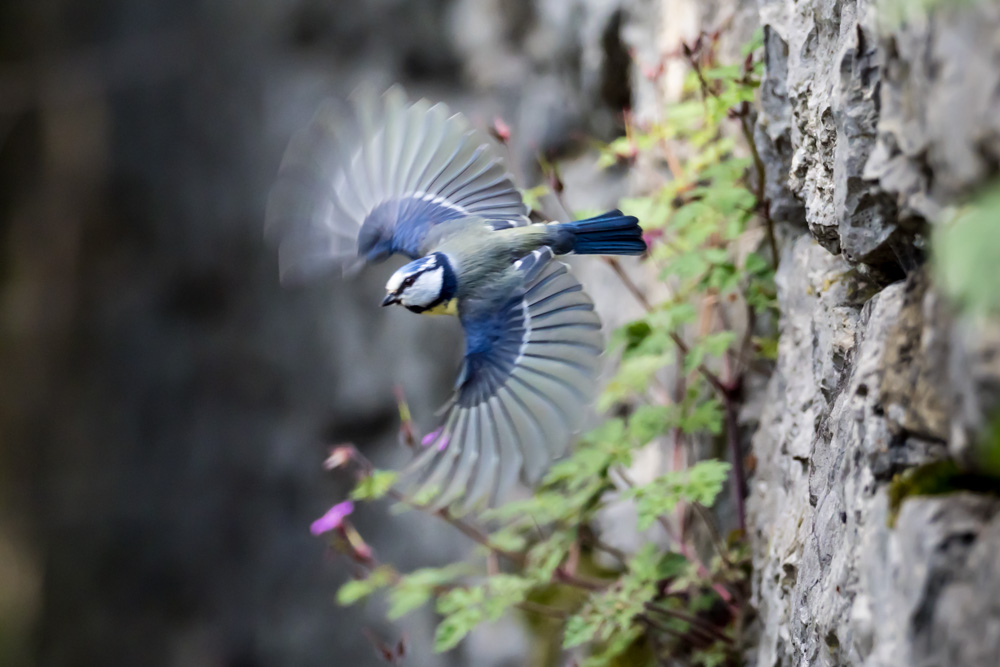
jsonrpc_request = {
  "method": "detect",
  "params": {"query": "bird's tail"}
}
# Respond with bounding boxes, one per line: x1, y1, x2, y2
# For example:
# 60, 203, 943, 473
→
553, 210, 646, 256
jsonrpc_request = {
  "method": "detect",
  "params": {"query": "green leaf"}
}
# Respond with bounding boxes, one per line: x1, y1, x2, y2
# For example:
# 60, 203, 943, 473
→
702, 65, 742, 81
628, 404, 680, 445
483, 574, 532, 620
625, 460, 731, 530
599, 354, 671, 410
680, 398, 724, 435
684, 331, 736, 374
526, 528, 577, 580
410, 483, 443, 506
437, 586, 484, 615
648, 302, 698, 334
582, 625, 644, 666
350, 470, 398, 501
934, 185, 1000, 315
434, 609, 479, 652
387, 564, 468, 619
685, 460, 732, 504
620, 194, 671, 228
520, 184, 550, 213
705, 261, 739, 292
563, 612, 602, 649
617, 319, 652, 353
744, 251, 771, 276
742, 27, 765, 57
753, 335, 779, 360
702, 247, 730, 264
488, 526, 529, 553
336, 566, 394, 605
432, 576, 535, 652
692, 645, 732, 667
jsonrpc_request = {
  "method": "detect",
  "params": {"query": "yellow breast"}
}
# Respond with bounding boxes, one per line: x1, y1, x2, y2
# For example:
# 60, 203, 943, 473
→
422, 298, 459, 316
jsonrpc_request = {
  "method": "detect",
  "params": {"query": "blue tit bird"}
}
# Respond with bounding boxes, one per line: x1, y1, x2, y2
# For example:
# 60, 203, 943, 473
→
267, 86, 645, 511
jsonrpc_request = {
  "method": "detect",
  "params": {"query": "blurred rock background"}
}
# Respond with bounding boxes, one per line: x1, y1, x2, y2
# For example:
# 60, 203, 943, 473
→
3, 0, 1000, 666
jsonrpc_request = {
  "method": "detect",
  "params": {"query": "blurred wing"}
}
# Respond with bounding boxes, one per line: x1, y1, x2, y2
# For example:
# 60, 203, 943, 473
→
266, 86, 529, 284
400, 248, 604, 513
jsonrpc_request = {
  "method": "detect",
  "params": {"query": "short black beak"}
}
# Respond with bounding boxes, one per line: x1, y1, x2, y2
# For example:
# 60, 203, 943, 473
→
381, 294, 399, 307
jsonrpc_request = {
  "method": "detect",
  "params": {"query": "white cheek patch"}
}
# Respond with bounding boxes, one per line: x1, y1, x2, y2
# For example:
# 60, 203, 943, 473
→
385, 270, 405, 293
401, 267, 444, 307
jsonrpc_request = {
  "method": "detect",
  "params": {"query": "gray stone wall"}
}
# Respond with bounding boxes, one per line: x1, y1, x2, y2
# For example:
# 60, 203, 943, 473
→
749, 1, 1000, 665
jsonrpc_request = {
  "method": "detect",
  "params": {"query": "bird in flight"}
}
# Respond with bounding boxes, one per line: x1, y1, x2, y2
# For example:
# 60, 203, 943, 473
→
267, 87, 645, 512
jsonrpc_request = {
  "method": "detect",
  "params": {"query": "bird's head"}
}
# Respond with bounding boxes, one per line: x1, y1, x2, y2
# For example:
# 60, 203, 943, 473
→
382, 252, 456, 313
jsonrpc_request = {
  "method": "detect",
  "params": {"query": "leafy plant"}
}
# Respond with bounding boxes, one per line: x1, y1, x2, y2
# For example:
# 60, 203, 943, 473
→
314, 28, 775, 667
934, 185, 1000, 316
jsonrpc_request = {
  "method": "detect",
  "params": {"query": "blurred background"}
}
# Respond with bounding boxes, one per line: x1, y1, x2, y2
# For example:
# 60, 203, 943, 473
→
0, 0, 692, 664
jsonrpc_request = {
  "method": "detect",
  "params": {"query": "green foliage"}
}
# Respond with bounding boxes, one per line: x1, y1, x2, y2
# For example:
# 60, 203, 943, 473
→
520, 184, 551, 213
978, 412, 1000, 478
336, 566, 395, 605
563, 545, 690, 666
350, 470, 398, 501
434, 576, 534, 651
934, 185, 1000, 316
386, 564, 468, 620
624, 461, 731, 530
887, 456, 1000, 526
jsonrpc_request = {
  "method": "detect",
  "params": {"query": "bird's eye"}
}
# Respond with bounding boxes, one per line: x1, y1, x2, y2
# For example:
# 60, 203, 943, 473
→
402, 275, 416, 288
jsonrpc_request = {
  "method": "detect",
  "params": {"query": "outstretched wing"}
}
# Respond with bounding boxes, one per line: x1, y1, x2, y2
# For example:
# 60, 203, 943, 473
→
400, 248, 604, 512
266, 86, 529, 283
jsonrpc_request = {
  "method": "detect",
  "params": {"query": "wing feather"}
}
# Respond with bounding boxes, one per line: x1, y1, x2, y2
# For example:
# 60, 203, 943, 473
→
460, 403, 500, 512
266, 87, 528, 283
396, 251, 603, 508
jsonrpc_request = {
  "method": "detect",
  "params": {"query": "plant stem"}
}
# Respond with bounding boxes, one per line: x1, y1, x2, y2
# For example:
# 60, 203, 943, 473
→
643, 603, 733, 645
639, 614, 690, 643
691, 503, 731, 568
580, 529, 629, 568
517, 600, 568, 619
554, 567, 608, 591
738, 112, 778, 269
433, 507, 527, 566
721, 388, 746, 535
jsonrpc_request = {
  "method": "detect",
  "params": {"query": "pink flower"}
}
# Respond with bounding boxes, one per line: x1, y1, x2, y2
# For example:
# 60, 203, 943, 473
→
642, 228, 663, 248
323, 445, 354, 470
420, 427, 450, 451
491, 116, 511, 144
310, 500, 354, 536
421, 427, 441, 447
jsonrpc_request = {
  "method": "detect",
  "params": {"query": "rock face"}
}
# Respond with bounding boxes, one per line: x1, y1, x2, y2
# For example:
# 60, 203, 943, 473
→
749, 0, 1000, 665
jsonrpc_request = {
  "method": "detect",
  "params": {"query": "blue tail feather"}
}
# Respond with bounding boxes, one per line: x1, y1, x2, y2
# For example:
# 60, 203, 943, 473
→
553, 209, 646, 256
